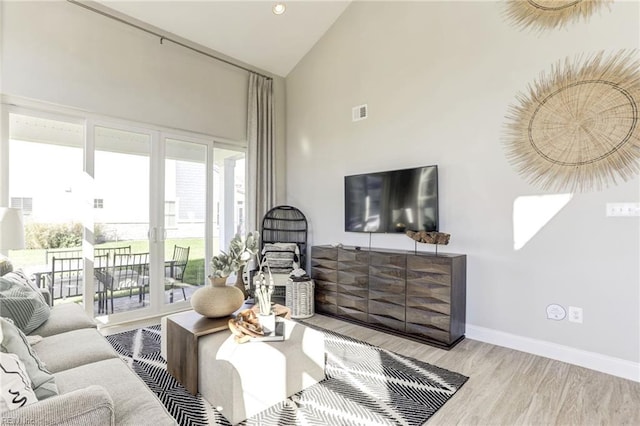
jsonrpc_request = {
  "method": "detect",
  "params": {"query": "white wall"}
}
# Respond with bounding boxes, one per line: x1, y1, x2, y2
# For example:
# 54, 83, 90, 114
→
0, 0, 287, 207
286, 0, 640, 371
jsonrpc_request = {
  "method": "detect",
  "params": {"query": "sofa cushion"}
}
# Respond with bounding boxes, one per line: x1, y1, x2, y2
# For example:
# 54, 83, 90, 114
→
0, 352, 38, 411
54, 358, 176, 425
0, 317, 58, 400
0, 270, 50, 334
29, 302, 96, 338
33, 328, 118, 373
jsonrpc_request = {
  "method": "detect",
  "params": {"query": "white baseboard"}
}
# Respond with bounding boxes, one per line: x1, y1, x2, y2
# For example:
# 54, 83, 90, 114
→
466, 324, 640, 383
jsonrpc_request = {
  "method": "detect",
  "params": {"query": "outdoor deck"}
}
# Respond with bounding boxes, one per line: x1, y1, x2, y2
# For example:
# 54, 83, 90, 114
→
54, 285, 202, 315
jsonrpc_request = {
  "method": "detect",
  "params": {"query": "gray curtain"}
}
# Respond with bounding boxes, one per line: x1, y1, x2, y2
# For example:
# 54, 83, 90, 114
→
247, 73, 275, 233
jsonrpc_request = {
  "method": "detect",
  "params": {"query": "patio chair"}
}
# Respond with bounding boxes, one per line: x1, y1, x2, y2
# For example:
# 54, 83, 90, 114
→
50, 256, 83, 302
49, 254, 109, 306
92, 253, 111, 314
46, 247, 81, 264
165, 245, 190, 303
106, 252, 150, 313
95, 245, 131, 258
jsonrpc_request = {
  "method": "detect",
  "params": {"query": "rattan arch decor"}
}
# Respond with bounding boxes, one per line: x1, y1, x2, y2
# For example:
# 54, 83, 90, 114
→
504, 0, 612, 31
503, 50, 640, 192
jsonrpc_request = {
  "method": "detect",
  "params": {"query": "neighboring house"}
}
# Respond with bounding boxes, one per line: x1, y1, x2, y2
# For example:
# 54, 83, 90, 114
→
8, 132, 245, 241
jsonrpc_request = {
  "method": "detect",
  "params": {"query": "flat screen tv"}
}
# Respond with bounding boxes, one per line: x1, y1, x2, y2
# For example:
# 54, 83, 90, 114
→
344, 165, 438, 233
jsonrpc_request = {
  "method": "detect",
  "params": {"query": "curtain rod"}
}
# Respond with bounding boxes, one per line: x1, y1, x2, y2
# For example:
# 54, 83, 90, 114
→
67, 0, 273, 81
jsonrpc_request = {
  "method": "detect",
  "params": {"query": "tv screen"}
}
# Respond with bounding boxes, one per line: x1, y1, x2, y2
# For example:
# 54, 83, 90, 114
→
344, 165, 438, 233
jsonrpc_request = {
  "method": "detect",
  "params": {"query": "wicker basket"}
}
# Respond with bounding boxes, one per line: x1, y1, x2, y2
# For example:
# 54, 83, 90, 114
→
285, 279, 315, 319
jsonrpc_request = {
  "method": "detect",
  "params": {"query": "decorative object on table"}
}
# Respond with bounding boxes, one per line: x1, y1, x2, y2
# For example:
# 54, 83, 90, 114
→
208, 234, 252, 278
253, 258, 276, 334
254, 259, 274, 314
289, 268, 309, 282
227, 308, 285, 343
406, 230, 451, 245
503, 0, 611, 32
233, 231, 260, 298
250, 303, 292, 319
190, 275, 245, 318
503, 50, 640, 192
213, 231, 260, 299
285, 268, 315, 319
257, 310, 276, 335
228, 309, 265, 343
406, 230, 451, 255
190, 231, 260, 317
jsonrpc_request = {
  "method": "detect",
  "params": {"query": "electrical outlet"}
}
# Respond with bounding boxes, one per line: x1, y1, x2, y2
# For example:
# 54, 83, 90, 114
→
568, 306, 583, 323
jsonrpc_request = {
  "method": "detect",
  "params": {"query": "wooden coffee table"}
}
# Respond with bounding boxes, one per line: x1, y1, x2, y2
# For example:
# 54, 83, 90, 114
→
164, 304, 291, 395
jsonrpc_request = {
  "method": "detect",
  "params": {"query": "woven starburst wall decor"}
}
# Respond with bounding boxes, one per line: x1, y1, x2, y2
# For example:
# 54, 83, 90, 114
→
504, 0, 612, 31
503, 50, 640, 192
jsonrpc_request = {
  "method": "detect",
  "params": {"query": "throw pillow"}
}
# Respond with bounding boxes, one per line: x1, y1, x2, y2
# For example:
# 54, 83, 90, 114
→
0, 352, 38, 411
0, 271, 50, 334
0, 255, 13, 277
0, 317, 58, 400
10, 270, 45, 299
262, 242, 300, 272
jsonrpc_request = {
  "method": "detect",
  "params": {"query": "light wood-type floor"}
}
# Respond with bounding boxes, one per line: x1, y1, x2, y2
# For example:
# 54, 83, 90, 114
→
102, 312, 640, 425
304, 314, 640, 426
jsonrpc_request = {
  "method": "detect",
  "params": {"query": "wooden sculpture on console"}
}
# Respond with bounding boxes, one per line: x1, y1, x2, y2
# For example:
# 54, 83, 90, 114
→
406, 230, 451, 255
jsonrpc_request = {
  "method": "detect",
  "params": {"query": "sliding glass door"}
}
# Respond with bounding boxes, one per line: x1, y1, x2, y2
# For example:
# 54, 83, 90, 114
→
7, 112, 87, 308
94, 124, 152, 317
213, 146, 246, 264
161, 140, 247, 303
163, 137, 208, 305
5, 107, 247, 324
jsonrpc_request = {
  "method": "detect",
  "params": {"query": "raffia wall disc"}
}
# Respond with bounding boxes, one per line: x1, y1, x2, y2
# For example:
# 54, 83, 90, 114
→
503, 50, 640, 192
504, 0, 612, 31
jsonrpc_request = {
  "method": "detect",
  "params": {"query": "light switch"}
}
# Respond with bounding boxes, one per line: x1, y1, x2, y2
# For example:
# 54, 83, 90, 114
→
606, 203, 640, 217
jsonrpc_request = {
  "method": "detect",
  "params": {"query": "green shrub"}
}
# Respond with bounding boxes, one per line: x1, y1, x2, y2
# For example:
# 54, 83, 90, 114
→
94, 223, 108, 244
25, 222, 111, 249
26, 222, 82, 249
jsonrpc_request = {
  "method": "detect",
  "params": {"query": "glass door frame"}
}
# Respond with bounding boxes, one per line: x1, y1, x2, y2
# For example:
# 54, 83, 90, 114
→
157, 132, 215, 313
3, 100, 248, 325
90, 118, 158, 323
4, 105, 100, 319
89, 122, 246, 322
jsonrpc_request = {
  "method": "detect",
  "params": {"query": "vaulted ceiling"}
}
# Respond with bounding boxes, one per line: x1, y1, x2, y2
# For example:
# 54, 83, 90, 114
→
97, 1, 351, 77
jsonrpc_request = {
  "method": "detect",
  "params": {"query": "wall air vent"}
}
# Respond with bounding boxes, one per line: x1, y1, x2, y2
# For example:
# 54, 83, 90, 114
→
352, 104, 368, 122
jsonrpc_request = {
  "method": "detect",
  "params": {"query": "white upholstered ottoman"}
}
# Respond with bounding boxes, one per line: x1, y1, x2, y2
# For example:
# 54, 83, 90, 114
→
198, 318, 325, 424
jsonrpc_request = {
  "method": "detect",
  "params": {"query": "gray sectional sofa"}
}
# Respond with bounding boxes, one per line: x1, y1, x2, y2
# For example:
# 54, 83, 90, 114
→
0, 262, 176, 425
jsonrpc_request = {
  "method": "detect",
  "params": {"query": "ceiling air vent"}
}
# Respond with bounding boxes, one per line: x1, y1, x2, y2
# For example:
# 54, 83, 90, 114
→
352, 104, 368, 122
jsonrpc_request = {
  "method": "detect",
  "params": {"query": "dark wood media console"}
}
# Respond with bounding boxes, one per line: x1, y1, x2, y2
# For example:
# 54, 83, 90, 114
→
311, 245, 466, 349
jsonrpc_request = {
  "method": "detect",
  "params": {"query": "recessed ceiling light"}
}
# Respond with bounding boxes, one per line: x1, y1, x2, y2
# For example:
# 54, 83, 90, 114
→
272, 3, 286, 15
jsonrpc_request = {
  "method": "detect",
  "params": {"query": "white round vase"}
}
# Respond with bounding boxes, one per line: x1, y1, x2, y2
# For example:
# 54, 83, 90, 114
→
191, 276, 244, 318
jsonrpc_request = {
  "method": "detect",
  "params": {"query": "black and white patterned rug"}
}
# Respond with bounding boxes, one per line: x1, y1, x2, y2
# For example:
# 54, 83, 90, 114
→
106, 323, 468, 426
